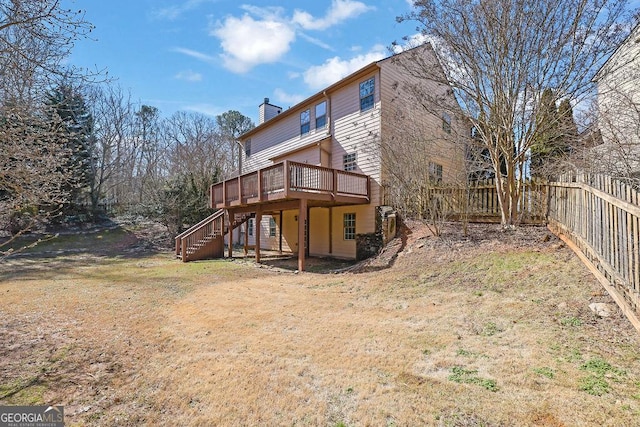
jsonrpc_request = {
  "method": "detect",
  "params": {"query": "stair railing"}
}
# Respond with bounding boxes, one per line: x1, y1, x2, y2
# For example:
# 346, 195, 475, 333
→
175, 209, 225, 260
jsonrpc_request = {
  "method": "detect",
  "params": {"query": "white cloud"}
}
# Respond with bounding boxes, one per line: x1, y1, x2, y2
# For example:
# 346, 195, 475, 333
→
303, 45, 388, 90
183, 103, 224, 117
298, 33, 333, 51
212, 13, 296, 73
273, 88, 306, 106
173, 47, 217, 64
153, 0, 216, 20
209, 2, 375, 73
292, 0, 374, 31
392, 32, 430, 53
175, 70, 203, 82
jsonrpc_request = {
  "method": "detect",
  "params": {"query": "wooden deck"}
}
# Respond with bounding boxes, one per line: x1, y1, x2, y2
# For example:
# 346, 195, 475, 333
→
210, 160, 370, 211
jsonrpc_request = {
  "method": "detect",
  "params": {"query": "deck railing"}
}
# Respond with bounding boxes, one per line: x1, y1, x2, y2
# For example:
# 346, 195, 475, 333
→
211, 160, 370, 208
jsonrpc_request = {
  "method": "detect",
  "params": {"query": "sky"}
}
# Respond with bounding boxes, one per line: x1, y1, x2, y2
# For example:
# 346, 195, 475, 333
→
66, 0, 419, 123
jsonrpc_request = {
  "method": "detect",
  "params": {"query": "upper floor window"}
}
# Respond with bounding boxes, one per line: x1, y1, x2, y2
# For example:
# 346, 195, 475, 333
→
429, 161, 443, 183
360, 77, 375, 111
300, 109, 310, 135
343, 153, 357, 171
315, 101, 327, 129
442, 112, 452, 134
245, 139, 251, 157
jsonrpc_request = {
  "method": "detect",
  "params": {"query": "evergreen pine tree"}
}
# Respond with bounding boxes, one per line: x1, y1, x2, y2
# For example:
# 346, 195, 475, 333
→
530, 88, 559, 177
46, 83, 95, 218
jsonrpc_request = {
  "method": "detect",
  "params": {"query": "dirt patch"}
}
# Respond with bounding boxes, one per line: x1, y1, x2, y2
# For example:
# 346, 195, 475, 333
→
1, 221, 639, 426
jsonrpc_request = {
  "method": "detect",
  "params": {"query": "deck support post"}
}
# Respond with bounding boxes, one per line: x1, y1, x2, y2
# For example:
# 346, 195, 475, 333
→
279, 210, 283, 254
298, 198, 307, 272
328, 207, 333, 255
255, 209, 262, 264
243, 219, 249, 256
227, 209, 233, 258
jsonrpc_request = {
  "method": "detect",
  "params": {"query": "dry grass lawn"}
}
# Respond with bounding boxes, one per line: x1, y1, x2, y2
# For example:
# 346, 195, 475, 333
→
1, 221, 639, 426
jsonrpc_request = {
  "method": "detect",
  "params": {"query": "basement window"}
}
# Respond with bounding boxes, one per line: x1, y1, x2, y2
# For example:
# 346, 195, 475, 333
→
269, 217, 277, 237
344, 213, 356, 240
248, 218, 254, 236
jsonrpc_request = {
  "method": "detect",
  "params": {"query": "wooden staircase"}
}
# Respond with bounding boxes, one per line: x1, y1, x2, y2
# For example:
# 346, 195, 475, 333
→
175, 210, 253, 262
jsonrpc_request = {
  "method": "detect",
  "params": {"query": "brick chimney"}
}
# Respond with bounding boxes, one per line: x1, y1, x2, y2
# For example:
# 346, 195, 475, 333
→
259, 98, 282, 124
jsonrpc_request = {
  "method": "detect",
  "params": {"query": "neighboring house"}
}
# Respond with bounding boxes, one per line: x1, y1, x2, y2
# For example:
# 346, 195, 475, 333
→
592, 24, 640, 181
177, 43, 468, 269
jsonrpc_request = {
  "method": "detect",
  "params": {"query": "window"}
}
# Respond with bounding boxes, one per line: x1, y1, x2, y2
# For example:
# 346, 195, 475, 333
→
315, 101, 327, 129
248, 218, 254, 236
269, 217, 277, 237
300, 109, 310, 135
343, 153, 357, 171
429, 161, 443, 183
442, 112, 451, 134
245, 139, 251, 157
359, 77, 375, 111
343, 213, 356, 240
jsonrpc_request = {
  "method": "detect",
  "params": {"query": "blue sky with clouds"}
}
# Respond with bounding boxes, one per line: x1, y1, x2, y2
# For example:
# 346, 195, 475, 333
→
67, 0, 417, 123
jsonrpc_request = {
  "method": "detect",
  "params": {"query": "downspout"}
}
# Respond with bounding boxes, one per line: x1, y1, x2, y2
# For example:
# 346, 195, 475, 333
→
236, 140, 243, 176
323, 90, 332, 167
323, 90, 331, 135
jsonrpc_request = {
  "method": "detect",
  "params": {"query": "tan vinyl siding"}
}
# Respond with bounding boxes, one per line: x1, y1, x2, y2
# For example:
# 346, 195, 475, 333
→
330, 205, 374, 259
330, 69, 383, 210
309, 207, 330, 256
277, 145, 321, 165
280, 210, 299, 253
242, 103, 331, 173
378, 50, 467, 188
248, 214, 295, 252
247, 207, 374, 259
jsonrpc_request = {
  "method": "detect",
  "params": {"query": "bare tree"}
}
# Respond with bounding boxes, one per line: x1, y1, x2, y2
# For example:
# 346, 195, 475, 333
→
165, 111, 227, 179
0, 1, 94, 253
146, 111, 230, 238
85, 84, 140, 214
0, 1, 93, 103
399, 0, 633, 227
216, 110, 254, 177
0, 104, 72, 253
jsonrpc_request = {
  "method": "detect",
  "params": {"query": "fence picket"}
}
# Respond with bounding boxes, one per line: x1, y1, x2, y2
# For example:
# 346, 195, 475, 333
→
545, 173, 640, 323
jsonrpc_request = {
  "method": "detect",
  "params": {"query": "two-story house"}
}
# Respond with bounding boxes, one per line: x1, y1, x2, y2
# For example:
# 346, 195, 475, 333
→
592, 23, 640, 181
176, 43, 468, 270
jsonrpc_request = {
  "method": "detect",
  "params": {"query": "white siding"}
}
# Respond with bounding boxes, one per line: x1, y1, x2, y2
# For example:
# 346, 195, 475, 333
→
242, 100, 330, 173
378, 48, 468, 187
595, 26, 640, 176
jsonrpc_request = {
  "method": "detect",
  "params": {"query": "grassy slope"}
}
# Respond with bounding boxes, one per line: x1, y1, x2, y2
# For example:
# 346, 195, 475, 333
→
1, 223, 639, 426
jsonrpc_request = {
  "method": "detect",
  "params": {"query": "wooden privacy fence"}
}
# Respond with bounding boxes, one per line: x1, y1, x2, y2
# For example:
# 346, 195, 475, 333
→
547, 174, 640, 327
429, 178, 548, 224
420, 174, 640, 329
